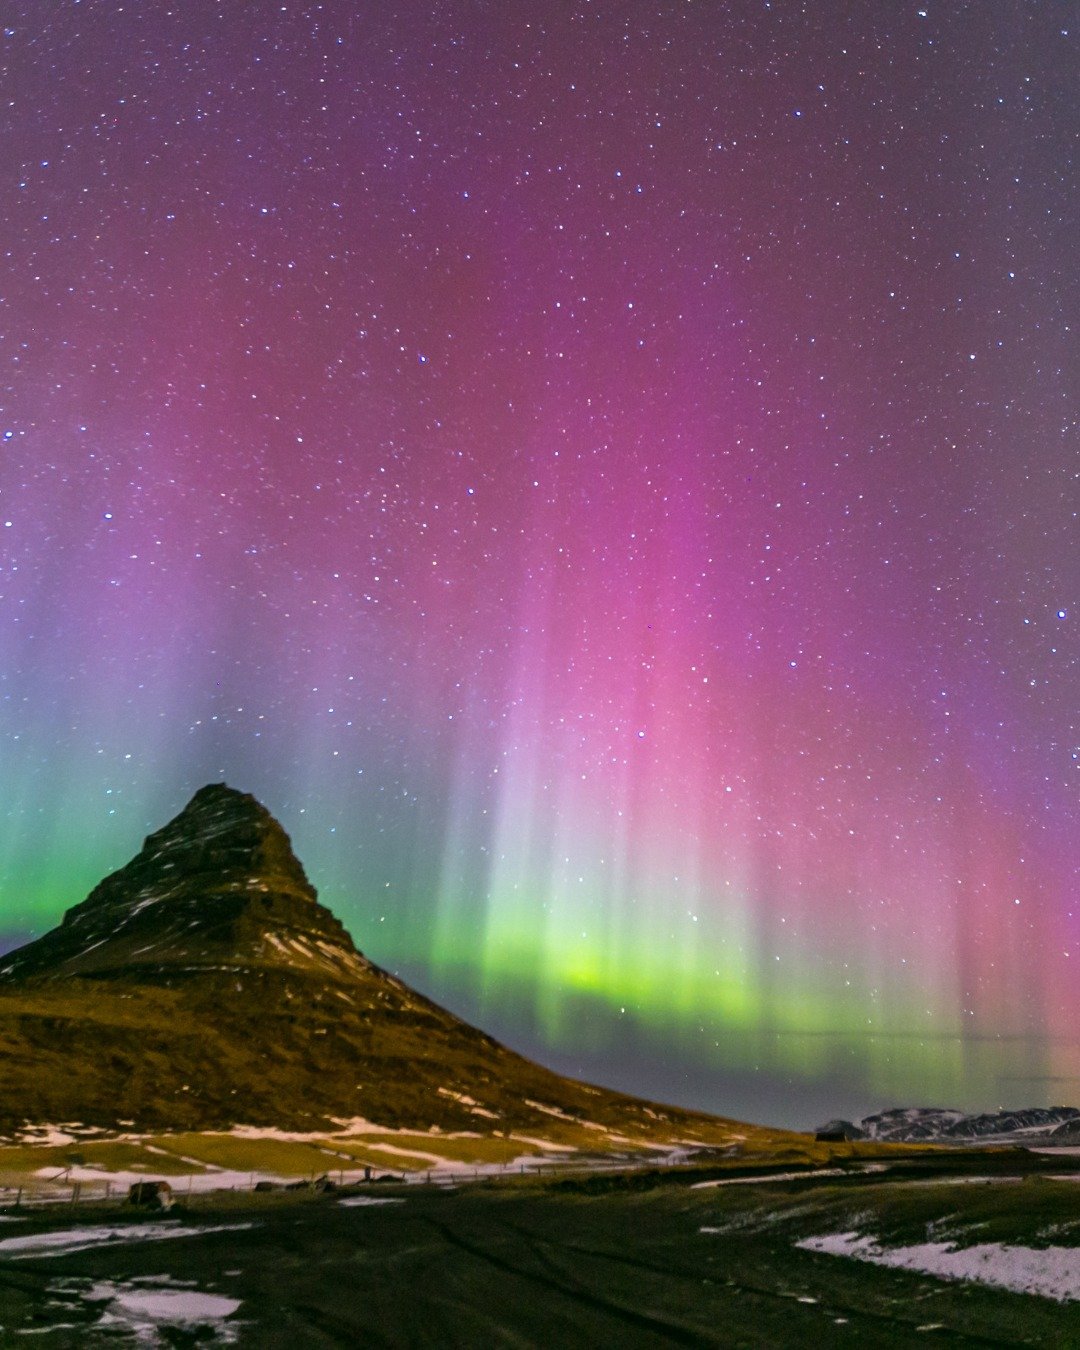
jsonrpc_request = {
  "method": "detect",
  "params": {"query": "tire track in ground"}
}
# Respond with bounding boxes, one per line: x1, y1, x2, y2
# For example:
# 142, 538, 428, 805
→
421, 1217, 712, 1346
491, 1219, 1023, 1348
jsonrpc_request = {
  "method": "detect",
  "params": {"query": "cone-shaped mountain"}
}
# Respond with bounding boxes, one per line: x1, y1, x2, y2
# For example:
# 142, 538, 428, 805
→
1, 783, 363, 984
0, 785, 774, 1150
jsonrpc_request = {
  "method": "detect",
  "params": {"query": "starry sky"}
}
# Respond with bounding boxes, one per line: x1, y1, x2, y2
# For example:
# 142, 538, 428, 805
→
1, 1, 1077, 1129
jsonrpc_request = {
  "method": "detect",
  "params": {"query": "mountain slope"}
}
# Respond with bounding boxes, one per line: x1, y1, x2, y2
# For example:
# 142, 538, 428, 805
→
0, 785, 785, 1151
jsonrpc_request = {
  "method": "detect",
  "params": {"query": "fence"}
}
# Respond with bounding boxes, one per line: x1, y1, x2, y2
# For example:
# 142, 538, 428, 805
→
0, 1149, 697, 1211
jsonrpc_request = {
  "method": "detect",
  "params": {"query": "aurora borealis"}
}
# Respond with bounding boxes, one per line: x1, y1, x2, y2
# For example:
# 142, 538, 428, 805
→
1, 1, 1077, 1128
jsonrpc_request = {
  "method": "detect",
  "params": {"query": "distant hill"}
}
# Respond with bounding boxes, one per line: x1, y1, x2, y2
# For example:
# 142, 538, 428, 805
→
0, 784, 791, 1153
816, 1106, 1080, 1146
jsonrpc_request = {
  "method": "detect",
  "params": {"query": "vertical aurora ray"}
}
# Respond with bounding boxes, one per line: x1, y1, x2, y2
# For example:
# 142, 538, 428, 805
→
417, 456, 1070, 1111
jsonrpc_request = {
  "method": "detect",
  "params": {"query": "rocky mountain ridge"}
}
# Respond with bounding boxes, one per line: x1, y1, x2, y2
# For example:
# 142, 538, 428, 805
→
817, 1105, 1080, 1145
0, 783, 365, 985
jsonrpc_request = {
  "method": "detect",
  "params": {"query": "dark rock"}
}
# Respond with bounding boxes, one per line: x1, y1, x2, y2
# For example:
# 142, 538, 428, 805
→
128, 1180, 174, 1210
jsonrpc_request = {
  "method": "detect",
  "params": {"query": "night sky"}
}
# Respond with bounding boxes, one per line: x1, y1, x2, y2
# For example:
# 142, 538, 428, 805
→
1, 1, 1077, 1129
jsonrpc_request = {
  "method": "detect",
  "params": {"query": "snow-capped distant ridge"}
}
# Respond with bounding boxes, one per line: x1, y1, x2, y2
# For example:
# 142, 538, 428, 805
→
817, 1105, 1080, 1144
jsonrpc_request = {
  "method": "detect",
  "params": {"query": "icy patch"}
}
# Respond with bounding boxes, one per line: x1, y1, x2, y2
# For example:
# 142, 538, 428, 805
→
31, 1163, 297, 1193
13, 1124, 88, 1147
338, 1196, 405, 1207
230, 1122, 361, 1142
524, 1099, 580, 1122
438, 1088, 478, 1106
73, 937, 109, 957
0, 1221, 254, 1259
898, 1175, 1023, 1188
797, 1231, 1080, 1302
227, 1119, 463, 1143
364, 1142, 449, 1166
127, 891, 178, 919
143, 1143, 221, 1169
314, 938, 361, 966
508, 1134, 577, 1154
226, 1120, 497, 1146
700, 1201, 828, 1238
86, 1277, 242, 1342
434, 1088, 500, 1121
692, 1168, 846, 1189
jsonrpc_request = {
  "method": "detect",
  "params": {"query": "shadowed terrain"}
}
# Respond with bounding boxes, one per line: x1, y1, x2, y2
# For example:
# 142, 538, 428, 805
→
2, 1158, 1079, 1345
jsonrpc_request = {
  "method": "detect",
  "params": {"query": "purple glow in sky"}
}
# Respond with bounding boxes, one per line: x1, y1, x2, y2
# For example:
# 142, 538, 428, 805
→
1, 1, 1077, 1127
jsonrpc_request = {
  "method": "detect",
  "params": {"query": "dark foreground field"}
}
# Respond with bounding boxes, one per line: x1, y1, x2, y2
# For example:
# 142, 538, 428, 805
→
2, 1157, 1079, 1347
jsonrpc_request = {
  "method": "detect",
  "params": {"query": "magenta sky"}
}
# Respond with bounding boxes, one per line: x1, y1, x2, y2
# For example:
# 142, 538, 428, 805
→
1, 2, 1077, 1127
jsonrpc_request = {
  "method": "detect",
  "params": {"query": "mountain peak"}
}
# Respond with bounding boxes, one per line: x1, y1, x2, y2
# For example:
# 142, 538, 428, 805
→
184, 781, 266, 817
134, 781, 318, 905
0, 783, 770, 1144
0, 784, 364, 984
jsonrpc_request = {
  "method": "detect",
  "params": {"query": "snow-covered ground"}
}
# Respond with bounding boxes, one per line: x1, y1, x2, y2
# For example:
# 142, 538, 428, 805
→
360, 1141, 457, 1167
89, 1279, 242, 1343
12, 1145, 650, 1200
0, 1221, 254, 1260
7, 1123, 99, 1147
0, 1117, 742, 1210
27, 1275, 244, 1345
18, 1164, 293, 1194
796, 1231, 1080, 1302
504, 1134, 577, 1153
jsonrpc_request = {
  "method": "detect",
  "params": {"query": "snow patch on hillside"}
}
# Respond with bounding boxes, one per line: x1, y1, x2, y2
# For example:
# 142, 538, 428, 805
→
797, 1231, 1080, 1302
